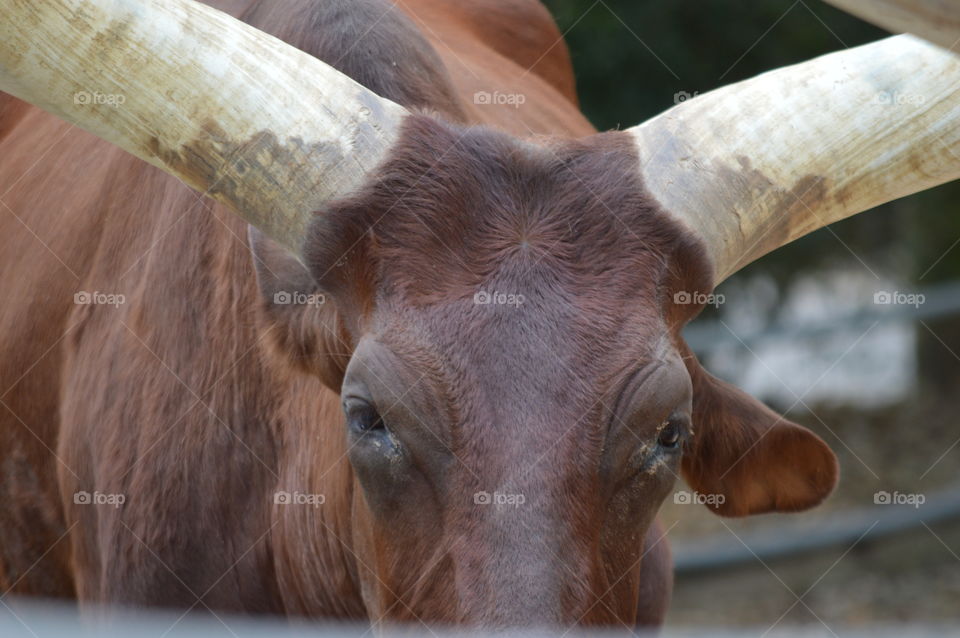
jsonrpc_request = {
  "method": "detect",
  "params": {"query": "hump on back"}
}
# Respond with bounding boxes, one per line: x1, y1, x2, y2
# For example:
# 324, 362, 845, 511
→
239, 0, 467, 121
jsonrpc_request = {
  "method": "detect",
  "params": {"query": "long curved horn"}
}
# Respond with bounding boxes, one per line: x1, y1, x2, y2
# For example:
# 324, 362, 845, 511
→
629, 34, 960, 284
0, 0, 408, 257
823, 0, 960, 50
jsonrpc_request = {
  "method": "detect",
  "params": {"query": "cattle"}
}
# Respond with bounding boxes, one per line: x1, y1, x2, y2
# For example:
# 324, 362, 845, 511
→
0, 0, 957, 631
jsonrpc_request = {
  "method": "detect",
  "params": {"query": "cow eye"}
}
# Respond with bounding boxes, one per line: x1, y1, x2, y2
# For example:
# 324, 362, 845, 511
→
345, 400, 386, 435
657, 420, 682, 448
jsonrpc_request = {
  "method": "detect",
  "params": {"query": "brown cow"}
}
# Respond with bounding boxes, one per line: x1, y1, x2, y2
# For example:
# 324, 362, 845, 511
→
0, 0, 957, 631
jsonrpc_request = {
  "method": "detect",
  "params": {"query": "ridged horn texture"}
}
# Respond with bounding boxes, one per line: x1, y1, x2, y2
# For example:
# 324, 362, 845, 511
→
629, 34, 960, 284
0, 0, 408, 257
824, 0, 960, 50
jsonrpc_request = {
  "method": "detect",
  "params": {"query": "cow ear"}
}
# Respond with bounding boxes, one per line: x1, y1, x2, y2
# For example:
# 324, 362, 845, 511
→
681, 359, 838, 517
248, 227, 351, 390
248, 226, 318, 307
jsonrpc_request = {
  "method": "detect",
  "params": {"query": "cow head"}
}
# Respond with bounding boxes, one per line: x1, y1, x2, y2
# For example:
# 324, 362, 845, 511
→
253, 115, 837, 626
4, 0, 957, 629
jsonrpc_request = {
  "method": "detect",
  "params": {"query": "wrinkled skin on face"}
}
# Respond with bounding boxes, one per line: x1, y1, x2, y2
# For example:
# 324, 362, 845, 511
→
253, 115, 838, 627
339, 306, 690, 625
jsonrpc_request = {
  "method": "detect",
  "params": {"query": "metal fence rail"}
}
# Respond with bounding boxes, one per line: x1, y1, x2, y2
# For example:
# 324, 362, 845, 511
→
0, 601, 953, 638
672, 482, 960, 574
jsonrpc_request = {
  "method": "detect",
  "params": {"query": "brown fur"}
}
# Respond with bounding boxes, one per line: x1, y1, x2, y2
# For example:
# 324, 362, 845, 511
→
0, 0, 836, 629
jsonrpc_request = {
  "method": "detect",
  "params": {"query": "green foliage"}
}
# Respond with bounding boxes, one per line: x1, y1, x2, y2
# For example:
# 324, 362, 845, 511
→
545, 0, 885, 129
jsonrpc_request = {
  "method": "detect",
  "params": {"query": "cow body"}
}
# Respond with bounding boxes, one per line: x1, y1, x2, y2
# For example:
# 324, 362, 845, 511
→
0, 0, 672, 625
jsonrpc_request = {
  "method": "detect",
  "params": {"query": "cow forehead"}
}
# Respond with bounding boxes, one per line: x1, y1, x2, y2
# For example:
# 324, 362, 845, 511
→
357, 290, 680, 425
306, 116, 714, 316
371, 135, 673, 297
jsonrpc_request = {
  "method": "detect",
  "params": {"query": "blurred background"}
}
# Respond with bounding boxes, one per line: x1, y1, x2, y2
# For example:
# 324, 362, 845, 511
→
543, 0, 960, 631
